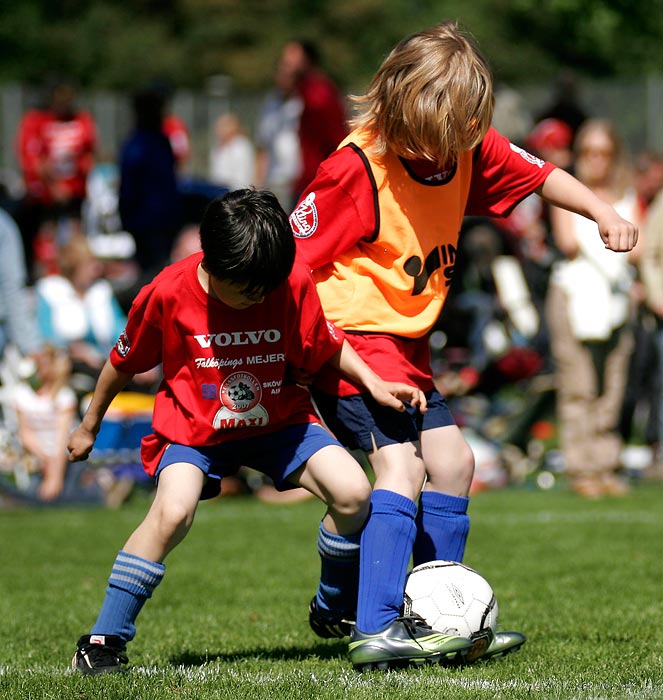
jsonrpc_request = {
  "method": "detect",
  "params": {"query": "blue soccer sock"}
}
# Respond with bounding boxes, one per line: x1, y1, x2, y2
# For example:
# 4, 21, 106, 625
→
356, 489, 417, 634
91, 550, 166, 643
315, 524, 361, 614
412, 490, 470, 567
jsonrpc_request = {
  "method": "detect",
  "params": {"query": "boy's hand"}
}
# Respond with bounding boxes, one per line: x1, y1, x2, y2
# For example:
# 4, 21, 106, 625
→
597, 211, 638, 252
287, 364, 314, 386
369, 382, 428, 413
67, 425, 97, 462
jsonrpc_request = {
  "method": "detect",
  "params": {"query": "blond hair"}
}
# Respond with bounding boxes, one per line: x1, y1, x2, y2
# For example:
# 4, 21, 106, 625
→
35, 344, 72, 398
349, 21, 494, 164
57, 235, 96, 280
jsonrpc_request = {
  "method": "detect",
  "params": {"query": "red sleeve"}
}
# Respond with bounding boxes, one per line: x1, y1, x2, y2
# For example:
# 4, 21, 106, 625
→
466, 127, 556, 218
286, 264, 345, 373
291, 144, 377, 269
110, 281, 163, 374
16, 111, 46, 179
162, 114, 191, 163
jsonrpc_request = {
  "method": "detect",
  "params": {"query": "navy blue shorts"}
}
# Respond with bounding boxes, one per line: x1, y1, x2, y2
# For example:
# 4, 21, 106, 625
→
312, 388, 456, 453
155, 422, 342, 500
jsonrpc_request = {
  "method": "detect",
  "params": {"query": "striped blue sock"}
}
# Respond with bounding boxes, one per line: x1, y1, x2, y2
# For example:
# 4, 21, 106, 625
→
412, 491, 470, 566
315, 524, 361, 614
356, 489, 417, 633
91, 550, 165, 643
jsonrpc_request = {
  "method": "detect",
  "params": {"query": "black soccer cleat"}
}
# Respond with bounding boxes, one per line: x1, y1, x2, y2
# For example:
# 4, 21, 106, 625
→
308, 596, 356, 639
71, 634, 129, 675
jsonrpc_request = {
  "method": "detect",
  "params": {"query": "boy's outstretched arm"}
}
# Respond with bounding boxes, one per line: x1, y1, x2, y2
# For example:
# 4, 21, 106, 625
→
67, 359, 135, 461
328, 339, 427, 413
537, 167, 639, 252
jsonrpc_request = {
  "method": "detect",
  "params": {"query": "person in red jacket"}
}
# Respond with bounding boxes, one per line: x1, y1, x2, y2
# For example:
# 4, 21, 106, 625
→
15, 81, 96, 276
278, 40, 348, 199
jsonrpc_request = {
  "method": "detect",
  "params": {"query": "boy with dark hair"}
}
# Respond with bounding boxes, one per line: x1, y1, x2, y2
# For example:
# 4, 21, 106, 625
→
69, 188, 438, 675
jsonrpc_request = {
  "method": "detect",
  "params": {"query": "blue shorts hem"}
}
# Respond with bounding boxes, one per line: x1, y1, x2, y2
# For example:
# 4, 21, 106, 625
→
155, 423, 342, 500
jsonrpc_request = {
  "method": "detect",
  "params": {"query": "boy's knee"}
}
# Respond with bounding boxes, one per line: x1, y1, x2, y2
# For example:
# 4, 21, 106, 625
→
331, 481, 372, 519
156, 500, 195, 537
426, 440, 475, 494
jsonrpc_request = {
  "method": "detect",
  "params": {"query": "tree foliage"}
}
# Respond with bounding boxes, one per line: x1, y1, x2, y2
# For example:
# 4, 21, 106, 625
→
0, 0, 661, 93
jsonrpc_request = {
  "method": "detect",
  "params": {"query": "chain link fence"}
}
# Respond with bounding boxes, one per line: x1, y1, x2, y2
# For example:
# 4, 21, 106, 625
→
1, 76, 662, 196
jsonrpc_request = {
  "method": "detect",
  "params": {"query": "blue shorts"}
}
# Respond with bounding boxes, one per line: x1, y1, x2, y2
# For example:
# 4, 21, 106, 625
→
312, 388, 456, 453
155, 422, 342, 500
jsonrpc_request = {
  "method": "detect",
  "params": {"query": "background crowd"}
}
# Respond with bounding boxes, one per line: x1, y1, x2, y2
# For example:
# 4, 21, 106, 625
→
1, 37, 662, 508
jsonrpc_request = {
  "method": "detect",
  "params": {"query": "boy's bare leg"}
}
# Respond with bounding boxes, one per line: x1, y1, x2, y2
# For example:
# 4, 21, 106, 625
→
123, 462, 205, 562
72, 463, 205, 675
292, 444, 371, 637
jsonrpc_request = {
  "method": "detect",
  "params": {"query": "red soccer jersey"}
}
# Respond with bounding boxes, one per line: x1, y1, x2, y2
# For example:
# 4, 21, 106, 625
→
110, 253, 344, 476
16, 108, 96, 204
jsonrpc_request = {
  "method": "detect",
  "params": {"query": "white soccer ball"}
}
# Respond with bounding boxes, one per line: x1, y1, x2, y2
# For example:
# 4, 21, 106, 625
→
404, 560, 498, 639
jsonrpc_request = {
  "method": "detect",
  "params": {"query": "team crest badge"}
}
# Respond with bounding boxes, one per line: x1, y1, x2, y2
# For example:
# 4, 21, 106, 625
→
289, 192, 318, 238
213, 372, 269, 429
115, 331, 130, 358
509, 142, 545, 168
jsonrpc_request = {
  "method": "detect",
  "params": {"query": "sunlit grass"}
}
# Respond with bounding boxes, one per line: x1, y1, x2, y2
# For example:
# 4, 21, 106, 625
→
2, 482, 662, 699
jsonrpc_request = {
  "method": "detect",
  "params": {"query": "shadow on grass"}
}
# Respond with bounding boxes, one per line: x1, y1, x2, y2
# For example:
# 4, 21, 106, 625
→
169, 641, 347, 667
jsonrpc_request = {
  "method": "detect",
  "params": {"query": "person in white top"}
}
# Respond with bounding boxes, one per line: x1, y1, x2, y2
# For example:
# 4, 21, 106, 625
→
547, 119, 642, 498
11, 344, 135, 506
12, 345, 77, 501
209, 113, 256, 191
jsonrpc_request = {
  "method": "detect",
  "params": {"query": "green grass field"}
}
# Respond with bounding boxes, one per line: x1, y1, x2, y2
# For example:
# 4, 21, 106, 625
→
2, 482, 662, 700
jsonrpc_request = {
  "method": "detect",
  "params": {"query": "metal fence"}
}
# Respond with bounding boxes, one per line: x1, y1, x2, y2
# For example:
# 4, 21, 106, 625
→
1, 75, 662, 195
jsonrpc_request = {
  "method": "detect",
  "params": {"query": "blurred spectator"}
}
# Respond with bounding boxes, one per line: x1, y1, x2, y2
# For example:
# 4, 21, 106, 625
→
119, 87, 182, 275
633, 150, 663, 222
0, 207, 42, 359
162, 112, 191, 169
255, 55, 303, 211
546, 119, 640, 498
535, 69, 588, 140
9, 344, 132, 506
147, 80, 192, 170
526, 118, 574, 172
639, 187, 663, 479
15, 80, 97, 279
209, 113, 256, 190
169, 223, 202, 263
494, 118, 575, 359
35, 236, 127, 399
618, 150, 663, 450
12, 345, 76, 501
491, 84, 532, 146
278, 40, 347, 198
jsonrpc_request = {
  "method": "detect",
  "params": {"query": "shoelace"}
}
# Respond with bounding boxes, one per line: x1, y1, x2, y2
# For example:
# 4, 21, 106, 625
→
396, 613, 432, 635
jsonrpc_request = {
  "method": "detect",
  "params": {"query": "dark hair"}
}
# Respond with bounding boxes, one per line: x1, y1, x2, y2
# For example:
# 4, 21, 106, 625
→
297, 39, 320, 67
199, 189, 295, 298
132, 88, 165, 131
